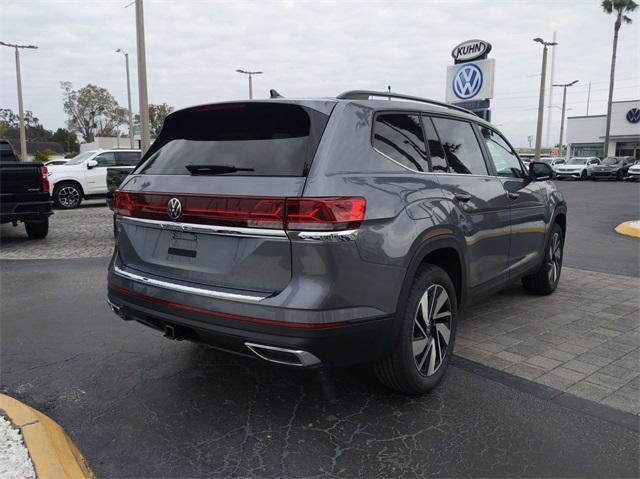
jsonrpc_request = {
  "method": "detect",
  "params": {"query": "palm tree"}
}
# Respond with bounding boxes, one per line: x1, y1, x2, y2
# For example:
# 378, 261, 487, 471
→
601, 0, 637, 157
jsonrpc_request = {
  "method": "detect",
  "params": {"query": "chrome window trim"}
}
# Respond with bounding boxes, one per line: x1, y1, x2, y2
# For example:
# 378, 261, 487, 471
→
117, 215, 288, 238
287, 229, 359, 242
113, 265, 268, 302
373, 145, 497, 180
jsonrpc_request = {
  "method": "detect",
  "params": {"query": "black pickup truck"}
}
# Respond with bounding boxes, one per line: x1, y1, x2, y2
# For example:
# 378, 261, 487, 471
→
0, 139, 52, 239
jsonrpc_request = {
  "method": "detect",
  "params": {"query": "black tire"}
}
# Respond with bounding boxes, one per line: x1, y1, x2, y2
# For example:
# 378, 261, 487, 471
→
616, 171, 623, 181
374, 265, 458, 395
522, 223, 563, 295
580, 170, 587, 181
591, 177, 598, 181
53, 182, 83, 209
25, 219, 48, 239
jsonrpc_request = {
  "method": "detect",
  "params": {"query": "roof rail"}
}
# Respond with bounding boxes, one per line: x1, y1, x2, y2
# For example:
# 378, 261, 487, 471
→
336, 90, 473, 115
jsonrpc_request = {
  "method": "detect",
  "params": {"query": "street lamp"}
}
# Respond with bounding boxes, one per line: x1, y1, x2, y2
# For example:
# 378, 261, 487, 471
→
0, 41, 38, 161
236, 69, 263, 99
532, 37, 558, 161
116, 48, 135, 148
553, 80, 578, 155
135, 0, 150, 153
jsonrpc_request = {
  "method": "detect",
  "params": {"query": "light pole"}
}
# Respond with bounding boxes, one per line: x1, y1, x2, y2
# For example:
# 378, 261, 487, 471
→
116, 48, 135, 149
135, 0, 150, 153
236, 69, 263, 99
533, 37, 557, 161
0, 41, 38, 161
553, 80, 578, 155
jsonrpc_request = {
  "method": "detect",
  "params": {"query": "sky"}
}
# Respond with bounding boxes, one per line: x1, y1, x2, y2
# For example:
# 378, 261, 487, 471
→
1, 0, 639, 148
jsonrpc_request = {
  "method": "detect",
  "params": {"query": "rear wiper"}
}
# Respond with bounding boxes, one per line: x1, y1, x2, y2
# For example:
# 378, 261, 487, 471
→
185, 164, 255, 175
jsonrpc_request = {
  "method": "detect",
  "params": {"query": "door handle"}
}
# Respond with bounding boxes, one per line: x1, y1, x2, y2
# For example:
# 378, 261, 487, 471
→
507, 192, 520, 200
454, 193, 472, 203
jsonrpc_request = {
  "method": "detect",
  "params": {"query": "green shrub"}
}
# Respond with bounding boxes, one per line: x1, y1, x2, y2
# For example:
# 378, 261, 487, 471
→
33, 148, 56, 163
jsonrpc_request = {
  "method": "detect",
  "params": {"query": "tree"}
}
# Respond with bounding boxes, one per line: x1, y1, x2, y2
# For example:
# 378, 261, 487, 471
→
601, 0, 637, 157
51, 128, 79, 153
0, 108, 51, 141
148, 103, 174, 137
61, 82, 127, 143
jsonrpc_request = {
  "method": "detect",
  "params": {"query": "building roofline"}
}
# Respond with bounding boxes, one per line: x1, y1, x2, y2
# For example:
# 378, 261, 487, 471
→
567, 115, 606, 119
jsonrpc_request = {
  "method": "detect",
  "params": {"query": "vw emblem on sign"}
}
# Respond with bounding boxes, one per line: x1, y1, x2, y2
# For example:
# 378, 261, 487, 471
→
453, 63, 483, 100
167, 198, 182, 220
626, 108, 640, 124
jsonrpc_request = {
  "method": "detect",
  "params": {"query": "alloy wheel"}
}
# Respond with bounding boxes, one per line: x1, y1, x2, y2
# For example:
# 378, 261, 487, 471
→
58, 186, 80, 208
412, 284, 452, 376
547, 232, 562, 284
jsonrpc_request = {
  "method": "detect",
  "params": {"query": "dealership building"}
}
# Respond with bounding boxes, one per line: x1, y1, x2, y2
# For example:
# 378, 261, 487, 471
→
565, 99, 640, 159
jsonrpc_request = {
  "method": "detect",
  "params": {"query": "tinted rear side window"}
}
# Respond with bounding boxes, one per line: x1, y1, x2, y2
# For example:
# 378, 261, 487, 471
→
373, 113, 428, 172
422, 117, 449, 172
138, 103, 328, 176
116, 151, 141, 166
432, 118, 488, 175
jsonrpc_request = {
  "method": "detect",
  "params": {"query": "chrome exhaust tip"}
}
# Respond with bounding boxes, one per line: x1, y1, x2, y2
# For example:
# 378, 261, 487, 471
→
244, 342, 321, 367
107, 299, 123, 318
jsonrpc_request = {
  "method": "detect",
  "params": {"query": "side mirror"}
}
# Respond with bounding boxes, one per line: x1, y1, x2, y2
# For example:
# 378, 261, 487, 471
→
87, 159, 98, 169
528, 161, 554, 181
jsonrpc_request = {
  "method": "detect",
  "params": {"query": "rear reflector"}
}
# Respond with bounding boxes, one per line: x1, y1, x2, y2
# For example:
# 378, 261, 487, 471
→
114, 191, 365, 231
39, 166, 49, 194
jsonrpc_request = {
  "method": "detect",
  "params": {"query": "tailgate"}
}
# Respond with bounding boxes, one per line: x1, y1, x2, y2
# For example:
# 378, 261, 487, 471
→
0, 162, 43, 195
116, 176, 304, 294
114, 101, 332, 295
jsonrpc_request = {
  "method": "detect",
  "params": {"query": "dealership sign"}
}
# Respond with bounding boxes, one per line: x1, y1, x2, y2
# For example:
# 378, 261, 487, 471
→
451, 39, 492, 63
627, 108, 640, 124
446, 58, 495, 104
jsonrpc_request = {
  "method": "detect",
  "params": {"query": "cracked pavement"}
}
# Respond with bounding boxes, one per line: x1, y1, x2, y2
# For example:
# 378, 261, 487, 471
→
1, 258, 638, 478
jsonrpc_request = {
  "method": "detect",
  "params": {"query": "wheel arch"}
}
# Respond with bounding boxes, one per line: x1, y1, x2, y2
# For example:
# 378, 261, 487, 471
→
397, 234, 467, 314
53, 179, 85, 197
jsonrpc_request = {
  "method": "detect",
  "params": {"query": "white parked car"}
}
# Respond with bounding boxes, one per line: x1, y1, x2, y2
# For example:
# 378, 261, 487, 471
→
47, 149, 141, 208
44, 158, 70, 167
554, 157, 601, 180
539, 157, 567, 172
626, 160, 640, 181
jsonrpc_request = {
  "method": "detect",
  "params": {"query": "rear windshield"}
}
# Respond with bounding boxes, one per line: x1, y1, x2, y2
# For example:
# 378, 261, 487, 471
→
137, 103, 329, 177
0, 142, 17, 162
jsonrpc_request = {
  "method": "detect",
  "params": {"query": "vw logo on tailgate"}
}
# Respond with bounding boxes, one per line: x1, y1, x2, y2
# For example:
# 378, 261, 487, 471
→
167, 198, 182, 220
453, 63, 483, 100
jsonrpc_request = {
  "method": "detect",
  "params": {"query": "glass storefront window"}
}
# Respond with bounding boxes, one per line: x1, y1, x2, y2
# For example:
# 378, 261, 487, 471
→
572, 144, 604, 158
615, 141, 640, 160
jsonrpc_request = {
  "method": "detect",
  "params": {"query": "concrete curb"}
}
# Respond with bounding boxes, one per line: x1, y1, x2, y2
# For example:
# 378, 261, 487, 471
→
0, 394, 94, 479
615, 220, 640, 238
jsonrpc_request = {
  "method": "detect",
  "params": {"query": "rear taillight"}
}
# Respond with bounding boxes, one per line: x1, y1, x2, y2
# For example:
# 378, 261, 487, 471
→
285, 197, 366, 231
113, 192, 366, 231
39, 166, 49, 194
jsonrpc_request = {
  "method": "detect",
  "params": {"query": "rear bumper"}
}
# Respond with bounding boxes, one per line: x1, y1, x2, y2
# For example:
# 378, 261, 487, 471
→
591, 172, 617, 179
107, 251, 397, 367
107, 282, 395, 368
0, 200, 52, 224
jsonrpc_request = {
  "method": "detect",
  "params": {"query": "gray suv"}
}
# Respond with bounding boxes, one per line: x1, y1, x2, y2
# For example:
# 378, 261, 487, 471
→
107, 91, 566, 394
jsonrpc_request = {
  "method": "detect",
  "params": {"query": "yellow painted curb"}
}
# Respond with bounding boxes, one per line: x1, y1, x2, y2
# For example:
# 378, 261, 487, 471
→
0, 394, 94, 479
615, 221, 640, 238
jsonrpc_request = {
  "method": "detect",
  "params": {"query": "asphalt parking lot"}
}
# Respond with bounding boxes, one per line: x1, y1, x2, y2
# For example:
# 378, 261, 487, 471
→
557, 180, 639, 277
1, 181, 639, 477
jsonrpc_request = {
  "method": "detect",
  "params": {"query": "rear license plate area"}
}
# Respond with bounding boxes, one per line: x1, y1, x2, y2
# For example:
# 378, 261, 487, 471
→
168, 231, 198, 258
